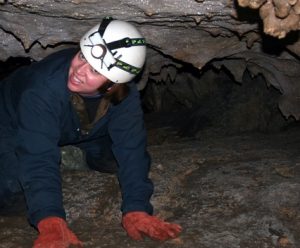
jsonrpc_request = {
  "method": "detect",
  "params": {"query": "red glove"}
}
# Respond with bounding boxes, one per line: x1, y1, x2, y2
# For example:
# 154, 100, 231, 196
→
33, 217, 83, 248
122, 211, 182, 241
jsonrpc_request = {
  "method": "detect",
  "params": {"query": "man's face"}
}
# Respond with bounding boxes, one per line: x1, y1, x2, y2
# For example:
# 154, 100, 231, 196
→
68, 51, 109, 96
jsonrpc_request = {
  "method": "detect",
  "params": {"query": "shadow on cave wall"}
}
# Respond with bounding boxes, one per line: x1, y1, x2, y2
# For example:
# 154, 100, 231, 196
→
0, 56, 33, 80
142, 63, 297, 137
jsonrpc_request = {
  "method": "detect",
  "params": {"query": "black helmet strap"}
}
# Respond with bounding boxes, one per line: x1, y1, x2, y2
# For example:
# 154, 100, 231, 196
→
106, 37, 146, 51
98, 17, 146, 51
98, 17, 114, 37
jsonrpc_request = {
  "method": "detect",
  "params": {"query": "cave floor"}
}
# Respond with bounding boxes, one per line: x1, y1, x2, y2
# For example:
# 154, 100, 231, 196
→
0, 118, 300, 248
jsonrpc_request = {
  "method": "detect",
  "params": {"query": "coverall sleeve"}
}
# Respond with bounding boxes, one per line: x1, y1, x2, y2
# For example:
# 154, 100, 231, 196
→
16, 87, 65, 227
108, 86, 154, 215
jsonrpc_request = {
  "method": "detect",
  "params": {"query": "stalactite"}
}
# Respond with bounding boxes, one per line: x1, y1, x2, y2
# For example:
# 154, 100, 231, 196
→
238, 0, 300, 38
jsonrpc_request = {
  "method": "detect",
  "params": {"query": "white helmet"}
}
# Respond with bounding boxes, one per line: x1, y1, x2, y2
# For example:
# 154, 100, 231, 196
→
80, 17, 146, 83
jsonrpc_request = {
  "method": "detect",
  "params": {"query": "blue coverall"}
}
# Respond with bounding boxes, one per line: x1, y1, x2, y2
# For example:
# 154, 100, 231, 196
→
0, 48, 153, 226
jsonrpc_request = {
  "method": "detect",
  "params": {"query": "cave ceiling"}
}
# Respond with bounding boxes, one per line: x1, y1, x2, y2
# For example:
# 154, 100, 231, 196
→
0, 0, 300, 119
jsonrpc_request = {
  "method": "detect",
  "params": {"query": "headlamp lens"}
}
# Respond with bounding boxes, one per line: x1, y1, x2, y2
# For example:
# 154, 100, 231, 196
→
91, 44, 107, 59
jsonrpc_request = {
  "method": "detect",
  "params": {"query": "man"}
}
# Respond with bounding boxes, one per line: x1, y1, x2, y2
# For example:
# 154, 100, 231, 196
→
0, 17, 182, 247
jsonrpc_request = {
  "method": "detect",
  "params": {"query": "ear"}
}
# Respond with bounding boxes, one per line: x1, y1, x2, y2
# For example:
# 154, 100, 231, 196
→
105, 82, 115, 91
98, 81, 115, 94
106, 85, 113, 92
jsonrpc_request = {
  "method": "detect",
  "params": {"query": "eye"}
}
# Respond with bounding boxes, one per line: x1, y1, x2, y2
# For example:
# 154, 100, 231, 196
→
78, 52, 86, 61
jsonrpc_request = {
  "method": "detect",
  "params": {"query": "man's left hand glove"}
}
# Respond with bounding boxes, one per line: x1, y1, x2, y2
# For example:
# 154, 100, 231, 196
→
33, 217, 83, 248
122, 211, 182, 241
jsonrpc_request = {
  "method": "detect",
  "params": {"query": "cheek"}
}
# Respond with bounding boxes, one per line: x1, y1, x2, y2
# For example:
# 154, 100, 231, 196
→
85, 77, 100, 89
88, 75, 107, 87
68, 66, 73, 76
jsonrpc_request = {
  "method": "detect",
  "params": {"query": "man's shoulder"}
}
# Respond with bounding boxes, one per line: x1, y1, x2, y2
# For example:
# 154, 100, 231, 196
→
42, 47, 78, 62
27, 48, 77, 83
34, 47, 78, 71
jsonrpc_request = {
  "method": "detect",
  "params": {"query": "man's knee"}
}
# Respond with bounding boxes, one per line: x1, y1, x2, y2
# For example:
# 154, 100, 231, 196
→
78, 135, 118, 174
85, 154, 118, 174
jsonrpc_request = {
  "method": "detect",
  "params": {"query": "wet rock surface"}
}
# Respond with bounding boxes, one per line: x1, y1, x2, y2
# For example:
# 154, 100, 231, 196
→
0, 118, 300, 248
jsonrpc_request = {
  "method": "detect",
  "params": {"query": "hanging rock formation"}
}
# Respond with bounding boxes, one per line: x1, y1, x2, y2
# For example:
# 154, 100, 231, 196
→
0, 0, 299, 119
238, 0, 300, 39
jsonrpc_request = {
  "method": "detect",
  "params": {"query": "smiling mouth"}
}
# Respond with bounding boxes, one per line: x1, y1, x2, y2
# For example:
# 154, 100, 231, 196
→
71, 74, 83, 85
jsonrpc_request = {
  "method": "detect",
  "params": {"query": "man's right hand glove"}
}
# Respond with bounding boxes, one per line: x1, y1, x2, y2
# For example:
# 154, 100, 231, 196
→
122, 211, 182, 241
33, 216, 83, 248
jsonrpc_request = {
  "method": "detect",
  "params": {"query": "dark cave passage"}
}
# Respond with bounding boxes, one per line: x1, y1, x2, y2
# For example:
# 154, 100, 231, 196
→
142, 61, 299, 138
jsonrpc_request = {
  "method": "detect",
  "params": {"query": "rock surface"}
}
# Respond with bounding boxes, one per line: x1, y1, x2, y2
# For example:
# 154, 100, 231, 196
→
0, 0, 300, 119
0, 119, 299, 248
238, 0, 300, 39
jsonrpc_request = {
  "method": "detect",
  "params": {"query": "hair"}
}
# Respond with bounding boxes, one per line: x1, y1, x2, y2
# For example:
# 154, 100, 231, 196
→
99, 81, 130, 105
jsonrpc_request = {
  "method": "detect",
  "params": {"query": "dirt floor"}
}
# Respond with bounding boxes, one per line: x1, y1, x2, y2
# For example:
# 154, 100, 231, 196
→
0, 118, 300, 248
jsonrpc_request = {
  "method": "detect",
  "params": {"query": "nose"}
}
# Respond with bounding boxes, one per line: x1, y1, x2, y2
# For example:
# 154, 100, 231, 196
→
76, 61, 89, 75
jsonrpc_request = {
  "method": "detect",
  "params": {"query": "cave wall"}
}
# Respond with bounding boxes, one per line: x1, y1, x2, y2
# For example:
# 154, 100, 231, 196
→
0, 0, 300, 119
